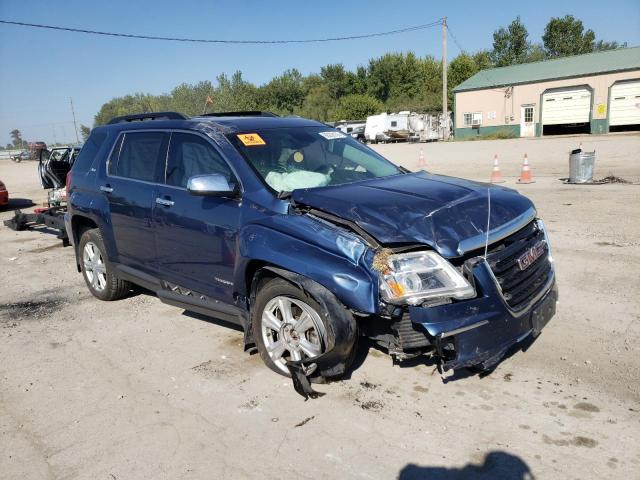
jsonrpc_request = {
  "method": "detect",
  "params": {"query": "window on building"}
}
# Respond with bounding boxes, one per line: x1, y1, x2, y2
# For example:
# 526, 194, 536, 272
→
524, 106, 534, 123
463, 112, 482, 126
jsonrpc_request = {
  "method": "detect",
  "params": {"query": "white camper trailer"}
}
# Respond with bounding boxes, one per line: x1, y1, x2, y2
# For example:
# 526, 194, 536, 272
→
334, 120, 366, 141
364, 112, 412, 143
365, 111, 452, 143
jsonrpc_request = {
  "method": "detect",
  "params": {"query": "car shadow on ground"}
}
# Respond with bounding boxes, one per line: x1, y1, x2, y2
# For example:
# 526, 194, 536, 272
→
123, 286, 246, 335
399, 451, 534, 480
0, 198, 35, 212
181, 309, 245, 333
351, 334, 539, 383
118, 286, 539, 386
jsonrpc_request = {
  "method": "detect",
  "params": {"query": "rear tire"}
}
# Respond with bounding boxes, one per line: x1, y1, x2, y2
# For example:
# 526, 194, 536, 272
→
78, 228, 131, 301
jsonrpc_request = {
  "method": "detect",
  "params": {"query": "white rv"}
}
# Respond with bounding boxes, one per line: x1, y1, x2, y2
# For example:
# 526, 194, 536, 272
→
365, 111, 452, 143
364, 112, 412, 143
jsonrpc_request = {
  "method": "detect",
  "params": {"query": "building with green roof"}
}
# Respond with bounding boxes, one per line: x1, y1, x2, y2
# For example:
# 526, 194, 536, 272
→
452, 47, 640, 138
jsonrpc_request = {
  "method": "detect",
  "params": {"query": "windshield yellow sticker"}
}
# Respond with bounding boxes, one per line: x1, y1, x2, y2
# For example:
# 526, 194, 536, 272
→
237, 133, 266, 146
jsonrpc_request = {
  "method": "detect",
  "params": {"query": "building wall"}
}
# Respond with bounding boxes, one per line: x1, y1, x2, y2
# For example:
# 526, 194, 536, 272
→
454, 70, 640, 138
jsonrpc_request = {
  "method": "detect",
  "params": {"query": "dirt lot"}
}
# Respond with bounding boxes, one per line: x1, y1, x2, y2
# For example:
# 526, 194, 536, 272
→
1, 133, 639, 479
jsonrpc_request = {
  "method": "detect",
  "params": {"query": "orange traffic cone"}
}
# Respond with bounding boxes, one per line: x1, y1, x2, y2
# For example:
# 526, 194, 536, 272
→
490, 154, 504, 183
517, 153, 535, 184
418, 148, 426, 168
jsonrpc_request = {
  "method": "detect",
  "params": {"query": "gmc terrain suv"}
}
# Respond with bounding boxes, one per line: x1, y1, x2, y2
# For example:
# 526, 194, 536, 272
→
66, 111, 557, 396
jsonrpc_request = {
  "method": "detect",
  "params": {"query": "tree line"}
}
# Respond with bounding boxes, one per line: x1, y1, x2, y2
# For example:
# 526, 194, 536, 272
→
5, 14, 626, 147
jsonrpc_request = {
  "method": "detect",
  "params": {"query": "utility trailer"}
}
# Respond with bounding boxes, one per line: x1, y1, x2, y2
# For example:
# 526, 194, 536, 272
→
3, 206, 69, 246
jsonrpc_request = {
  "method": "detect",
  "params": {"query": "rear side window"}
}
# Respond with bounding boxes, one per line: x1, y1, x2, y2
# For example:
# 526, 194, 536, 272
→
165, 133, 233, 188
73, 130, 107, 172
109, 132, 168, 182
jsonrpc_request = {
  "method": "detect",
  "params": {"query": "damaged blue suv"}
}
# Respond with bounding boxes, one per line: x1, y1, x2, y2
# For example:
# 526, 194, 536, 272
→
66, 111, 557, 395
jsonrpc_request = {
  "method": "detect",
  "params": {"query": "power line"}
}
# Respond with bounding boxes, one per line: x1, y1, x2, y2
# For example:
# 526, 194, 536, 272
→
446, 23, 502, 90
446, 24, 467, 56
0, 19, 442, 44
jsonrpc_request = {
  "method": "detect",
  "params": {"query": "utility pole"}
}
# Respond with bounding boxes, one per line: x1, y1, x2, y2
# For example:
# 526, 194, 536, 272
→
70, 98, 80, 144
442, 17, 449, 140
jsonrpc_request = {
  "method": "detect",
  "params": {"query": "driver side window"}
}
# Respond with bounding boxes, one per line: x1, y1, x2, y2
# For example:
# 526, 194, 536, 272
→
165, 133, 233, 188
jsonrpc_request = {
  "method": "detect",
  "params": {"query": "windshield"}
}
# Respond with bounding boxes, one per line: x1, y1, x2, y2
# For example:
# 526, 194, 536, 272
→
227, 126, 402, 194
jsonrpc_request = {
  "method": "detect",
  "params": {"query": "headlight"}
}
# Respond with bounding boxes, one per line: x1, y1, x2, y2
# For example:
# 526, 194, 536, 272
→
378, 251, 475, 305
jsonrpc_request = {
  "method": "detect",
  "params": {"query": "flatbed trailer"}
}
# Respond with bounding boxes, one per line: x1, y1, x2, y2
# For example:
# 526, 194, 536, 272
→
3, 206, 69, 246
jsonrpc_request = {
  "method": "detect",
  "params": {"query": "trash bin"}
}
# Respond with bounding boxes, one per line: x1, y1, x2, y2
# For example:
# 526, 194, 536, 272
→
569, 149, 596, 183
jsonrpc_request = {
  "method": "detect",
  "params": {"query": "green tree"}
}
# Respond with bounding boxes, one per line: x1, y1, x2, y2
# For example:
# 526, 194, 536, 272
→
334, 94, 382, 121
367, 52, 423, 103
168, 81, 215, 115
80, 125, 91, 142
542, 15, 595, 58
472, 50, 493, 70
594, 40, 625, 52
526, 44, 547, 63
320, 64, 351, 101
258, 69, 306, 114
297, 84, 334, 122
491, 16, 530, 66
10, 129, 26, 148
94, 92, 170, 125
446, 50, 495, 106
212, 72, 258, 112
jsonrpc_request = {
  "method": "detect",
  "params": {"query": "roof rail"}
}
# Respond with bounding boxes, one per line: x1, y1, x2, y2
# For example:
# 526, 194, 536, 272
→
107, 111, 188, 125
199, 111, 279, 118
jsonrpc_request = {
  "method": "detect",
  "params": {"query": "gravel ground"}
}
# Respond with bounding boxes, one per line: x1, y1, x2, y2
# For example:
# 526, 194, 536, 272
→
1, 133, 639, 479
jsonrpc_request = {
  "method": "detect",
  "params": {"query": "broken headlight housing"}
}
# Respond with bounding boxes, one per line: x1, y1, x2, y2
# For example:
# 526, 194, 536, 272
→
378, 251, 475, 305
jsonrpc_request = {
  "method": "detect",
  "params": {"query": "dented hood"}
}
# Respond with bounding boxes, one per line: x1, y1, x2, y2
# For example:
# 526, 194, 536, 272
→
292, 171, 535, 258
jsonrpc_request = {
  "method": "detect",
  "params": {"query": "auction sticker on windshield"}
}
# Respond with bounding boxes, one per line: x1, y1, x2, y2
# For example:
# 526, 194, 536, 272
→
237, 133, 266, 146
318, 131, 346, 140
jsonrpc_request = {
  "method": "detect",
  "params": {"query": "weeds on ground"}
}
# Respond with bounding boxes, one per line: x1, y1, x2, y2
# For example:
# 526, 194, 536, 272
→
456, 128, 519, 141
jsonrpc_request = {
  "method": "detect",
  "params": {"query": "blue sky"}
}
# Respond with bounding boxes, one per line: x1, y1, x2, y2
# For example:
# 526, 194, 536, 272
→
1, 0, 639, 146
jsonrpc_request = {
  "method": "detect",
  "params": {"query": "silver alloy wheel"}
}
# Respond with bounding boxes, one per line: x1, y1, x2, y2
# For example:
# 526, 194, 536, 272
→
83, 241, 107, 292
261, 296, 324, 374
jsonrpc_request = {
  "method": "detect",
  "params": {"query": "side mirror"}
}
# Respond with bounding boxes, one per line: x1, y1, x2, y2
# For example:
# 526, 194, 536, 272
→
187, 174, 238, 197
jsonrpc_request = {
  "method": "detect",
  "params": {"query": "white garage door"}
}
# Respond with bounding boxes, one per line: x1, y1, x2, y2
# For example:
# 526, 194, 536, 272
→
609, 81, 640, 126
542, 88, 591, 125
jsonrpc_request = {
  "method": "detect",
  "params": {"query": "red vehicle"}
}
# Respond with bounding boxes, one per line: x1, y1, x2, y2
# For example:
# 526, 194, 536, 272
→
0, 179, 8, 206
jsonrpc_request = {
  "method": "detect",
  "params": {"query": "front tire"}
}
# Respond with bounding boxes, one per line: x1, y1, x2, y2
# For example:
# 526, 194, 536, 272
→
79, 228, 131, 301
252, 277, 357, 381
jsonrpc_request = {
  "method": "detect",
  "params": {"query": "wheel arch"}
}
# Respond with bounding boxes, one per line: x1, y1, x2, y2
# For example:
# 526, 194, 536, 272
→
71, 215, 99, 271
249, 265, 358, 380
235, 224, 378, 315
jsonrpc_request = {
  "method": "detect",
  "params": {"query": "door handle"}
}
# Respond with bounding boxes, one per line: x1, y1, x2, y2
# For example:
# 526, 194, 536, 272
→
155, 198, 175, 207
100, 185, 113, 193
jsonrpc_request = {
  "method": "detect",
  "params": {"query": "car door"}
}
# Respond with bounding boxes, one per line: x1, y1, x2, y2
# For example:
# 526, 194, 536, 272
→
102, 130, 169, 273
153, 131, 241, 303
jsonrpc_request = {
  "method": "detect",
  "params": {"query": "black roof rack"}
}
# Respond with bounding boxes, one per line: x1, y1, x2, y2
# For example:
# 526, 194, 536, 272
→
199, 111, 278, 118
107, 111, 188, 125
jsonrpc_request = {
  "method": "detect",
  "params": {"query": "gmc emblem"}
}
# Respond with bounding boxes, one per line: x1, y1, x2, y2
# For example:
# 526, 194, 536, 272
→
517, 241, 546, 271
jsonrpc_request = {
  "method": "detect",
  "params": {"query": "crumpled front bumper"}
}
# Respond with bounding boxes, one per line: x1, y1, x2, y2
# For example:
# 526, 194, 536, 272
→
408, 260, 557, 371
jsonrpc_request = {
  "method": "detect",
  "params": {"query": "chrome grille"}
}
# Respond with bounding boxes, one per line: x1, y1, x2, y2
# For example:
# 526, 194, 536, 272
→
486, 221, 553, 311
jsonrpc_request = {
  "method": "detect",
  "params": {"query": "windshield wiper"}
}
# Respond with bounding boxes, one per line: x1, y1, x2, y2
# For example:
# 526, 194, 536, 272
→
278, 190, 293, 200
